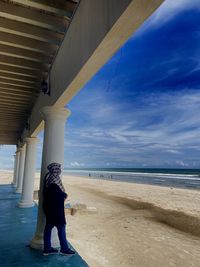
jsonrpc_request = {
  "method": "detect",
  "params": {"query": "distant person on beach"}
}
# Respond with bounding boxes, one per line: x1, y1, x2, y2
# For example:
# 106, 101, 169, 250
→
42, 162, 75, 256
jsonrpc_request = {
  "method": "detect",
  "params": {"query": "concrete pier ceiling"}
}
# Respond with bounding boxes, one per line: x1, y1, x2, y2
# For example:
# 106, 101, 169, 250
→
0, 0, 164, 145
0, 0, 79, 144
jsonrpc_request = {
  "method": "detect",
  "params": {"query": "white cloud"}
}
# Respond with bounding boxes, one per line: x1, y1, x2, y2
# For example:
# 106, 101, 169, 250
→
70, 161, 85, 167
64, 87, 200, 168
175, 160, 188, 167
167, 149, 181, 154
139, 0, 200, 33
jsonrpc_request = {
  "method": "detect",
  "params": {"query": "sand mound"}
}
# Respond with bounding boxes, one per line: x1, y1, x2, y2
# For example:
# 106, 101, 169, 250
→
81, 187, 200, 238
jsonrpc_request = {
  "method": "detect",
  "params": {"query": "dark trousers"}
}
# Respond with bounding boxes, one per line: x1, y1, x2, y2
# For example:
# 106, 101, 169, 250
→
43, 223, 69, 251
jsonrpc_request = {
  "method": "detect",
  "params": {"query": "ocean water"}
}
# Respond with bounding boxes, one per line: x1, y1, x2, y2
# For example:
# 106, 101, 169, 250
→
63, 168, 200, 190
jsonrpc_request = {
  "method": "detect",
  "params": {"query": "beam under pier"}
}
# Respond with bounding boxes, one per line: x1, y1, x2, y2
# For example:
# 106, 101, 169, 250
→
22, 0, 164, 139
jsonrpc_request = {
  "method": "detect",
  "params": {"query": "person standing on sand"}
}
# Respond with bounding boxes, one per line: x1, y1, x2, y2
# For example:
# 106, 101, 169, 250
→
42, 162, 75, 256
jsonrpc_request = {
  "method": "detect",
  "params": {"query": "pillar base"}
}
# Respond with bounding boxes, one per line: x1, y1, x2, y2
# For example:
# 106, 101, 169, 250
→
30, 230, 59, 250
18, 200, 35, 208
15, 188, 22, 194
30, 233, 44, 250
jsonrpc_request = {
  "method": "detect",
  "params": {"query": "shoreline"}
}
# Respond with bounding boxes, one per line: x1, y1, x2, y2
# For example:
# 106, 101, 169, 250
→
65, 174, 200, 191
64, 169, 200, 191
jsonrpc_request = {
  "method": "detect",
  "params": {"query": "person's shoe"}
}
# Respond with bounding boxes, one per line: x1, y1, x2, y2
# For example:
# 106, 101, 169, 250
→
60, 248, 75, 255
43, 248, 59, 255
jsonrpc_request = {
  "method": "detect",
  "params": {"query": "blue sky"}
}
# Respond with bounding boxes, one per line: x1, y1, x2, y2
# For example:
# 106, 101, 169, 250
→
1, 0, 200, 169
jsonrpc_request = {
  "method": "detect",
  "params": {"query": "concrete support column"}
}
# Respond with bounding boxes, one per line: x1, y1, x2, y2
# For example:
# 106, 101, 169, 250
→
13, 149, 20, 188
11, 153, 16, 185
19, 137, 38, 208
12, 154, 17, 185
30, 106, 70, 249
15, 145, 26, 194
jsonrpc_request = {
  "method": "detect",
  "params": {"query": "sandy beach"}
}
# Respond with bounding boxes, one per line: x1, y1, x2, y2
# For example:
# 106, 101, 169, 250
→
43, 174, 200, 267
2, 171, 200, 267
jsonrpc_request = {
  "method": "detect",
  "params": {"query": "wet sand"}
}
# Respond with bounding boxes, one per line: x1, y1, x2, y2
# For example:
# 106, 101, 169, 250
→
2, 171, 200, 267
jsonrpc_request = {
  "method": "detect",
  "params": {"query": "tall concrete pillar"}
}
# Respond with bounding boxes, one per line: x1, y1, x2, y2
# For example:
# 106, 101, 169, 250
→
13, 149, 20, 188
12, 153, 17, 185
30, 106, 70, 249
15, 145, 26, 194
19, 137, 38, 208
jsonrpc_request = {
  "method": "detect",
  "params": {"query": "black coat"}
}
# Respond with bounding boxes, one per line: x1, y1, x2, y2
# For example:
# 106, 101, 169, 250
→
43, 183, 67, 226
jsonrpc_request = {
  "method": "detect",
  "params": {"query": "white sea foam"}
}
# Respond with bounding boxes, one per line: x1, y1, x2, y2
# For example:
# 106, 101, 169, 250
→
64, 170, 200, 180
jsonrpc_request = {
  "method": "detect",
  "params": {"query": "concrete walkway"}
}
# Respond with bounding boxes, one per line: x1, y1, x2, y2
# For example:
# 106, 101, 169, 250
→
0, 184, 88, 267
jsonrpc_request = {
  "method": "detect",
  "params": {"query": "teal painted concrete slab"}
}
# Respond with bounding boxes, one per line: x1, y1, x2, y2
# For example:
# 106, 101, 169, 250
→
0, 185, 89, 267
